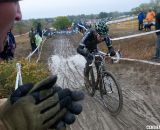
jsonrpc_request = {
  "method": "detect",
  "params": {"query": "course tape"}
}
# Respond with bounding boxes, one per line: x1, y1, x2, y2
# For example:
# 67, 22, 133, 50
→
111, 30, 160, 41
106, 16, 137, 24
112, 57, 160, 66
15, 32, 29, 38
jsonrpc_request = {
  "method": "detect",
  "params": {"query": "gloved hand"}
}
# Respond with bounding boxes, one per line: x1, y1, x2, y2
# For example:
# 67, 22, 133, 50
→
108, 46, 116, 56
50, 90, 84, 130
0, 75, 84, 130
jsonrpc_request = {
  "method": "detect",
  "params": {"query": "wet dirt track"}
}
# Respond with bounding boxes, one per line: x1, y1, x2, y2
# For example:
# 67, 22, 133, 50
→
47, 35, 160, 130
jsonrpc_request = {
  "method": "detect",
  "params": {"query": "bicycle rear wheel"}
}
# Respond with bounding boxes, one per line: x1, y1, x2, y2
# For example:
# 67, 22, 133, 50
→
100, 71, 123, 115
85, 66, 96, 97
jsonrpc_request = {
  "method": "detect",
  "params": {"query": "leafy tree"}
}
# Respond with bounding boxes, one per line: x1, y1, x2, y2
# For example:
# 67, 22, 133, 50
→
98, 12, 108, 19
53, 16, 71, 30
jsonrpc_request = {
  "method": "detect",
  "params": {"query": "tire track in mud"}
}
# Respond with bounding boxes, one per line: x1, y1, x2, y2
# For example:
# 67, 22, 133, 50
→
48, 35, 160, 130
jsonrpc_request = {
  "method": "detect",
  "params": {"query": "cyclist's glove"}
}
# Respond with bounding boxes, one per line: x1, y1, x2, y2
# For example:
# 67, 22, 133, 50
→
108, 46, 116, 56
0, 75, 84, 130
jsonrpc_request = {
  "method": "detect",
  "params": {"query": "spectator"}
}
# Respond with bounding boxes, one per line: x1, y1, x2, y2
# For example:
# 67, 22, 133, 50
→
0, 29, 16, 61
36, 22, 43, 37
29, 28, 36, 52
146, 9, 156, 24
138, 10, 145, 30
154, 9, 160, 59
0, 1, 84, 130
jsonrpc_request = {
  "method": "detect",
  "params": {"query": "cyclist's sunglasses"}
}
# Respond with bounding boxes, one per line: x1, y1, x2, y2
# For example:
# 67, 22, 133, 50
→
0, 0, 21, 2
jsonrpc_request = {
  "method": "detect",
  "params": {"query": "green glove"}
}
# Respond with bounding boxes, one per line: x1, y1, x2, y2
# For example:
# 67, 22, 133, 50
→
0, 75, 72, 130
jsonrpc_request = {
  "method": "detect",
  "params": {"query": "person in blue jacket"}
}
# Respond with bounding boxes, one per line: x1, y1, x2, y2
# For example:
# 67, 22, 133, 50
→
138, 10, 145, 30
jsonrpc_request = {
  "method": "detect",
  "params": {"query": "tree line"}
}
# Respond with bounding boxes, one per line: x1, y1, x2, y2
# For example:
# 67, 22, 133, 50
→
14, 0, 159, 33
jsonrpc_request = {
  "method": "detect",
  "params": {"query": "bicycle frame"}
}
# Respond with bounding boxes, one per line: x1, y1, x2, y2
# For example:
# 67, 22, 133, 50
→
93, 52, 107, 89
85, 51, 123, 115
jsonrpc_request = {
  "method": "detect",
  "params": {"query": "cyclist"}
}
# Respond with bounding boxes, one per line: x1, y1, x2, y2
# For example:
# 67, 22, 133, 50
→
0, 1, 84, 130
77, 20, 116, 77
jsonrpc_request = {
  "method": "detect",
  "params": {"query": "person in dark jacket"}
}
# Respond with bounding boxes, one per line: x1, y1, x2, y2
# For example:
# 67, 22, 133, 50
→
77, 20, 115, 77
29, 27, 36, 52
0, 29, 16, 60
138, 10, 145, 30
36, 22, 43, 37
154, 9, 160, 59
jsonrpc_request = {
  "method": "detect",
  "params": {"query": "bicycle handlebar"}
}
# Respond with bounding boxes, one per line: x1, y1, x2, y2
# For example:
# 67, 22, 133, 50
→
89, 51, 120, 66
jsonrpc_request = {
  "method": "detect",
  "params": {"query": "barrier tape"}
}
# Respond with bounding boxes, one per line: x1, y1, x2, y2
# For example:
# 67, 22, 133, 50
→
112, 57, 160, 66
106, 16, 137, 24
15, 32, 29, 38
111, 30, 160, 41
36, 37, 47, 63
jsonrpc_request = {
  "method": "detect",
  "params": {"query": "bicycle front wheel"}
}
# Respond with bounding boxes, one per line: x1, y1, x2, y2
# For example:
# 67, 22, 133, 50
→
100, 71, 123, 115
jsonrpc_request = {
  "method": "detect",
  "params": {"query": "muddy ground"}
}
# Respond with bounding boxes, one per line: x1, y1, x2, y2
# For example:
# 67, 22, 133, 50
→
1, 34, 160, 130
39, 35, 160, 130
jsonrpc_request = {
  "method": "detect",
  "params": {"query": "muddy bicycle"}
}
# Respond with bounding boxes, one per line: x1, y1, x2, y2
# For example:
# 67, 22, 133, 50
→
84, 51, 123, 115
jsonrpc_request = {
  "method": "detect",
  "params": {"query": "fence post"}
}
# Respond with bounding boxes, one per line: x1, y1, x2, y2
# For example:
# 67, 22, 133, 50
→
15, 63, 23, 90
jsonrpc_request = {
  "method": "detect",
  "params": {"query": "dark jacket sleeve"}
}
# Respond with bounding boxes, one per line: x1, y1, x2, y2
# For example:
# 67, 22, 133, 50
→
77, 31, 92, 57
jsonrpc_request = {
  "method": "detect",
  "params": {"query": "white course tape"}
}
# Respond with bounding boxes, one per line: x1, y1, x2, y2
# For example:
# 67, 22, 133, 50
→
26, 43, 41, 60
15, 32, 29, 38
112, 57, 160, 66
36, 37, 47, 63
77, 24, 88, 31
111, 30, 160, 41
106, 16, 137, 25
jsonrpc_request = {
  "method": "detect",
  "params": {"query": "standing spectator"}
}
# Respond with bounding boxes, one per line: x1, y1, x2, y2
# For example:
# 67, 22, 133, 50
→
138, 10, 145, 30
154, 9, 160, 59
0, 29, 16, 60
36, 22, 43, 37
146, 9, 156, 24
29, 28, 36, 52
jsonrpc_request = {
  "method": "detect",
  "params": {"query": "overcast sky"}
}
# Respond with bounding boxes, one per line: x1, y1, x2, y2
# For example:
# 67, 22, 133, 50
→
20, 0, 151, 19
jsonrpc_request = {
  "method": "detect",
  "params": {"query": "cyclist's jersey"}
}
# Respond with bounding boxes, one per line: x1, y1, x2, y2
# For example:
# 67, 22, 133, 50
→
77, 29, 113, 58
79, 29, 101, 52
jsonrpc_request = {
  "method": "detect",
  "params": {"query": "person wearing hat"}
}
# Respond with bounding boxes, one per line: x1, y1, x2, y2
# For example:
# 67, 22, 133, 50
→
0, 1, 84, 130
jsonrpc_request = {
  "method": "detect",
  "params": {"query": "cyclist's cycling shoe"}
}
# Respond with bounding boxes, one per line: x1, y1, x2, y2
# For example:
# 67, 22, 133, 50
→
101, 89, 107, 94
95, 86, 99, 90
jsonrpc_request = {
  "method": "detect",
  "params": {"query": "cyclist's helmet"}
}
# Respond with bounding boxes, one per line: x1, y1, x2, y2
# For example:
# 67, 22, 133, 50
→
95, 21, 109, 36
